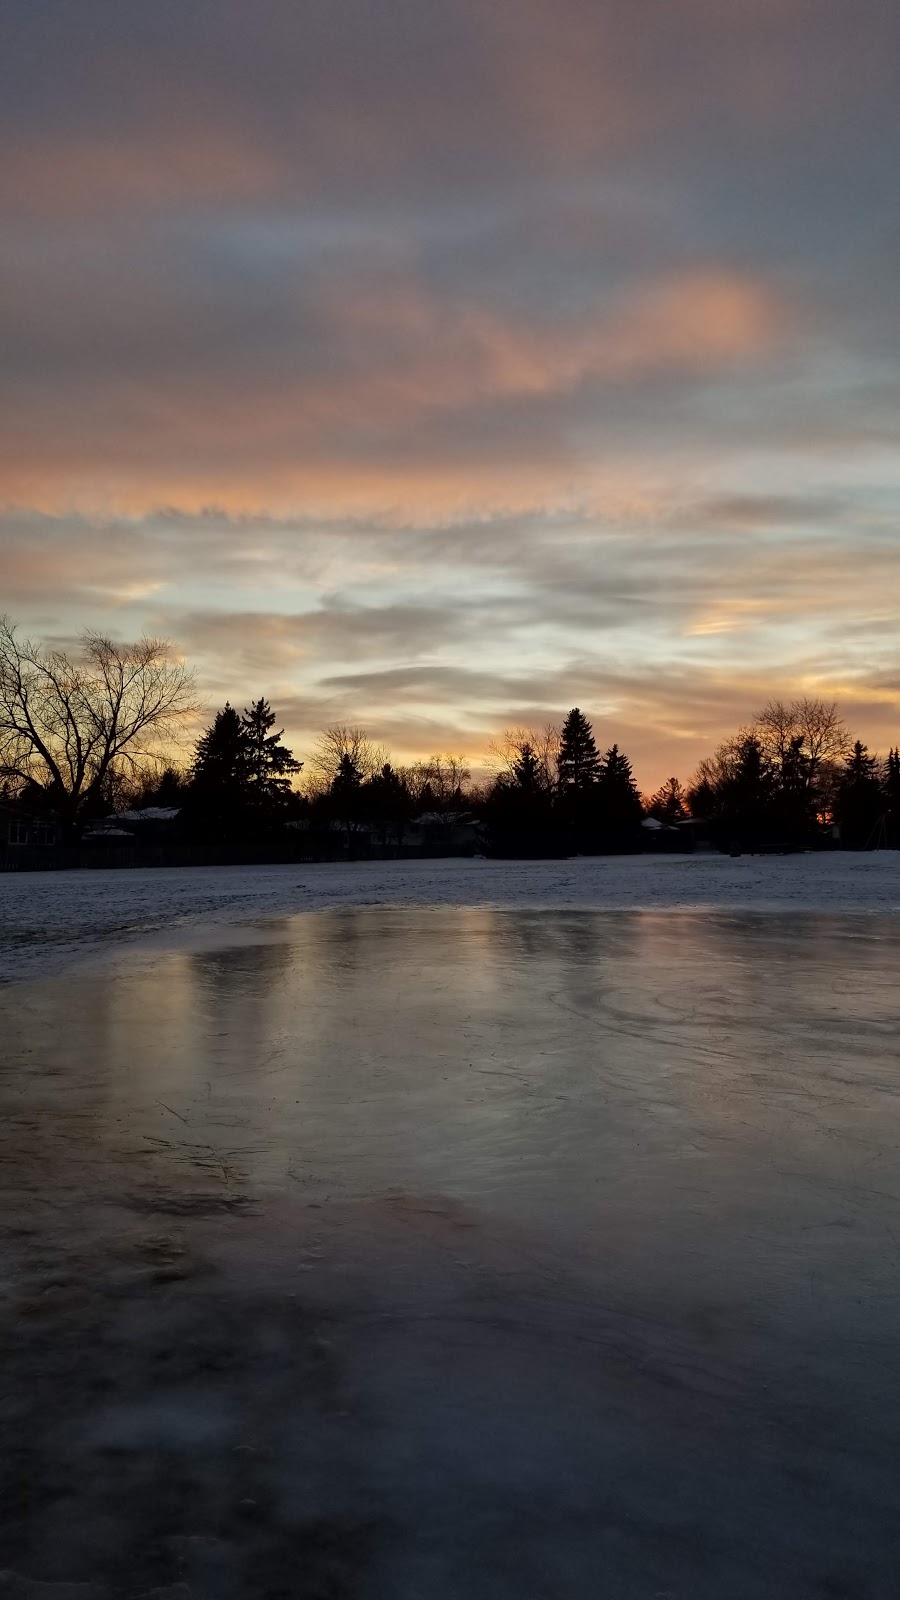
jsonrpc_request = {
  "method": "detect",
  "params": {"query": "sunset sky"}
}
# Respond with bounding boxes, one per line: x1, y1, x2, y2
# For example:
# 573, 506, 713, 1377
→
2, 0, 898, 787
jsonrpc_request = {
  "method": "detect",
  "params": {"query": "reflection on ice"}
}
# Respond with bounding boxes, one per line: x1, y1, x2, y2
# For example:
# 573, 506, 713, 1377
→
2, 908, 900, 1598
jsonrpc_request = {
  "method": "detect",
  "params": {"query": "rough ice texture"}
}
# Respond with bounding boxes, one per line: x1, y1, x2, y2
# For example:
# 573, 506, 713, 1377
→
1, 852, 899, 984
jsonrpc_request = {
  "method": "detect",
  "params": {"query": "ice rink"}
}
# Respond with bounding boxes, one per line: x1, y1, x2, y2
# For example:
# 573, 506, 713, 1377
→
2, 849, 900, 983
2, 894, 900, 1596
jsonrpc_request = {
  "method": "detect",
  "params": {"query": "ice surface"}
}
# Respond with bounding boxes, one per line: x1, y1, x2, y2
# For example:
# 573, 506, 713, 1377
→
2, 850, 900, 984
2, 904, 900, 1597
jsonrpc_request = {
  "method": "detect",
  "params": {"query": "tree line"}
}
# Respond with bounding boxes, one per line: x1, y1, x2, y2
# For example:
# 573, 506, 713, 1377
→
1, 617, 898, 854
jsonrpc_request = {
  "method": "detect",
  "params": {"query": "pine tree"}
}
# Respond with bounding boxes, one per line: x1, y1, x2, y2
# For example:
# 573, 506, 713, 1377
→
192, 704, 249, 794
647, 777, 687, 825
883, 749, 900, 847
835, 740, 883, 846
484, 742, 557, 857
720, 733, 777, 841
241, 698, 301, 804
363, 763, 412, 849
329, 751, 365, 852
557, 709, 600, 789
598, 744, 643, 830
511, 742, 542, 793
187, 704, 252, 839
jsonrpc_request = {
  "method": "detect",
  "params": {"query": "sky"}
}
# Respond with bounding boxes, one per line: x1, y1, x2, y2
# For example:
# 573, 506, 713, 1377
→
1, 0, 898, 789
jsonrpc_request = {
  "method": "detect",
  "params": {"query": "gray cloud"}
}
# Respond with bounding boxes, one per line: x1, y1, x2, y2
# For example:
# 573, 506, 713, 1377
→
1, 2, 898, 783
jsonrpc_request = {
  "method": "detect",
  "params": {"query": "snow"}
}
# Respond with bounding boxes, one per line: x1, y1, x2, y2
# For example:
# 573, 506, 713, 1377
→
2, 850, 899, 984
116, 805, 181, 822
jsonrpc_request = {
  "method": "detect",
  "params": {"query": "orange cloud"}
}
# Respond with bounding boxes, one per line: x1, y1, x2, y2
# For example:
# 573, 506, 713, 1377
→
0, 266, 791, 518
0, 131, 280, 217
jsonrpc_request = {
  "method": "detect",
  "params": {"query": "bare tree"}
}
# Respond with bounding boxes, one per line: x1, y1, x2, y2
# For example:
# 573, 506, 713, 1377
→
754, 698, 849, 770
489, 724, 560, 792
0, 617, 196, 832
402, 754, 471, 812
309, 725, 387, 786
753, 697, 849, 820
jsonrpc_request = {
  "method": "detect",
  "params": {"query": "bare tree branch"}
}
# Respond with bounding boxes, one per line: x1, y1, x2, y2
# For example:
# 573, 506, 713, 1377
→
0, 617, 197, 829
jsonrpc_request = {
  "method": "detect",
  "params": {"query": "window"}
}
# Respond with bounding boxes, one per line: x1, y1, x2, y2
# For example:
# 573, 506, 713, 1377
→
6, 821, 56, 846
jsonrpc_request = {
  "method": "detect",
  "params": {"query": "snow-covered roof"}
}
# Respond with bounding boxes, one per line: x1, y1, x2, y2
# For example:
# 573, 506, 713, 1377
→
115, 806, 181, 822
413, 810, 473, 826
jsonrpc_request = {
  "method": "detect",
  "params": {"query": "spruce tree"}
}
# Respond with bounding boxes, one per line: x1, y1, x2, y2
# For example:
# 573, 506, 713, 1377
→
557, 709, 601, 789
330, 751, 364, 851
192, 704, 249, 794
883, 749, 900, 846
363, 763, 412, 849
835, 741, 882, 846
241, 698, 301, 804
598, 744, 643, 830
720, 734, 777, 843
187, 704, 251, 839
512, 742, 542, 793
647, 777, 687, 825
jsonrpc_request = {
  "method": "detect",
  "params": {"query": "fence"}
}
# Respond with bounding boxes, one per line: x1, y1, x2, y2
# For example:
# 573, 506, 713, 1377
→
0, 840, 478, 873
0, 844, 352, 873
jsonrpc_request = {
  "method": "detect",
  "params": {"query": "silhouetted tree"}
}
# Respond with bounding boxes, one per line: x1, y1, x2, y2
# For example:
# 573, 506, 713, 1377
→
186, 704, 251, 838
311, 726, 385, 787
0, 617, 195, 837
647, 777, 688, 825
883, 749, 900, 847
329, 750, 365, 852
193, 705, 247, 791
404, 754, 471, 814
242, 698, 301, 805
835, 741, 883, 847
754, 697, 848, 828
720, 734, 778, 844
512, 742, 542, 792
483, 740, 562, 857
597, 744, 643, 840
557, 709, 601, 790
490, 726, 559, 793
363, 762, 413, 850
132, 764, 190, 809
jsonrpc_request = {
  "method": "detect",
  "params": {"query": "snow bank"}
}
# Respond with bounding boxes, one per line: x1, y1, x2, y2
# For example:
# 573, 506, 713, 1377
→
2, 852, 899, 984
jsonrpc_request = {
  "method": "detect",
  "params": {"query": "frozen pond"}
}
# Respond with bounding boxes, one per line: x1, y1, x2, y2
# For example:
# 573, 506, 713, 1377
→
3, 850, 900, 984
2, 906, 900, 1597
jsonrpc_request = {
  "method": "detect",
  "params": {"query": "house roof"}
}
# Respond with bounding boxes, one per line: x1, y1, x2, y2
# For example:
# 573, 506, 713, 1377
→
116, 806, 181, 823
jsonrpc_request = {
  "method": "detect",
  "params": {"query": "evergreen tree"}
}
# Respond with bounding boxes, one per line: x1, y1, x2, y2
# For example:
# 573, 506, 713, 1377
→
883, 748, 900, 847
720, 734, 778, 843
363, 763, 412, 850
136, 765, 189, 809
192, 705, 249, 795
241, 698, 301, 804
511, 742, 542, 793
186, 704, 251, 839
835, 741, 883, 847
772, 733, 817, 839
598, 744, 643, 832
329, 751, 365, 852
647, 777, 688, 825
557, 709, 601, 789
483, 742, 560, 858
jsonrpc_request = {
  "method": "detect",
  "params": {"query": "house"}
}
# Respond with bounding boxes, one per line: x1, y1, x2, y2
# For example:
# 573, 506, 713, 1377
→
81, 806, 183, 846
0, 801, 62, 849
408, 810, 480, 854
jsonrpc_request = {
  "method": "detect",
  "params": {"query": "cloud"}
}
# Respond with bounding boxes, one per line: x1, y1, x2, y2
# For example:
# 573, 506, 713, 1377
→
1, 1, 898, 783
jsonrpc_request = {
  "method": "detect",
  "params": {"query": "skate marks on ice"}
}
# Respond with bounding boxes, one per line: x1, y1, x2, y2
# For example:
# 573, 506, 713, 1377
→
2, 909, 900, 1597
